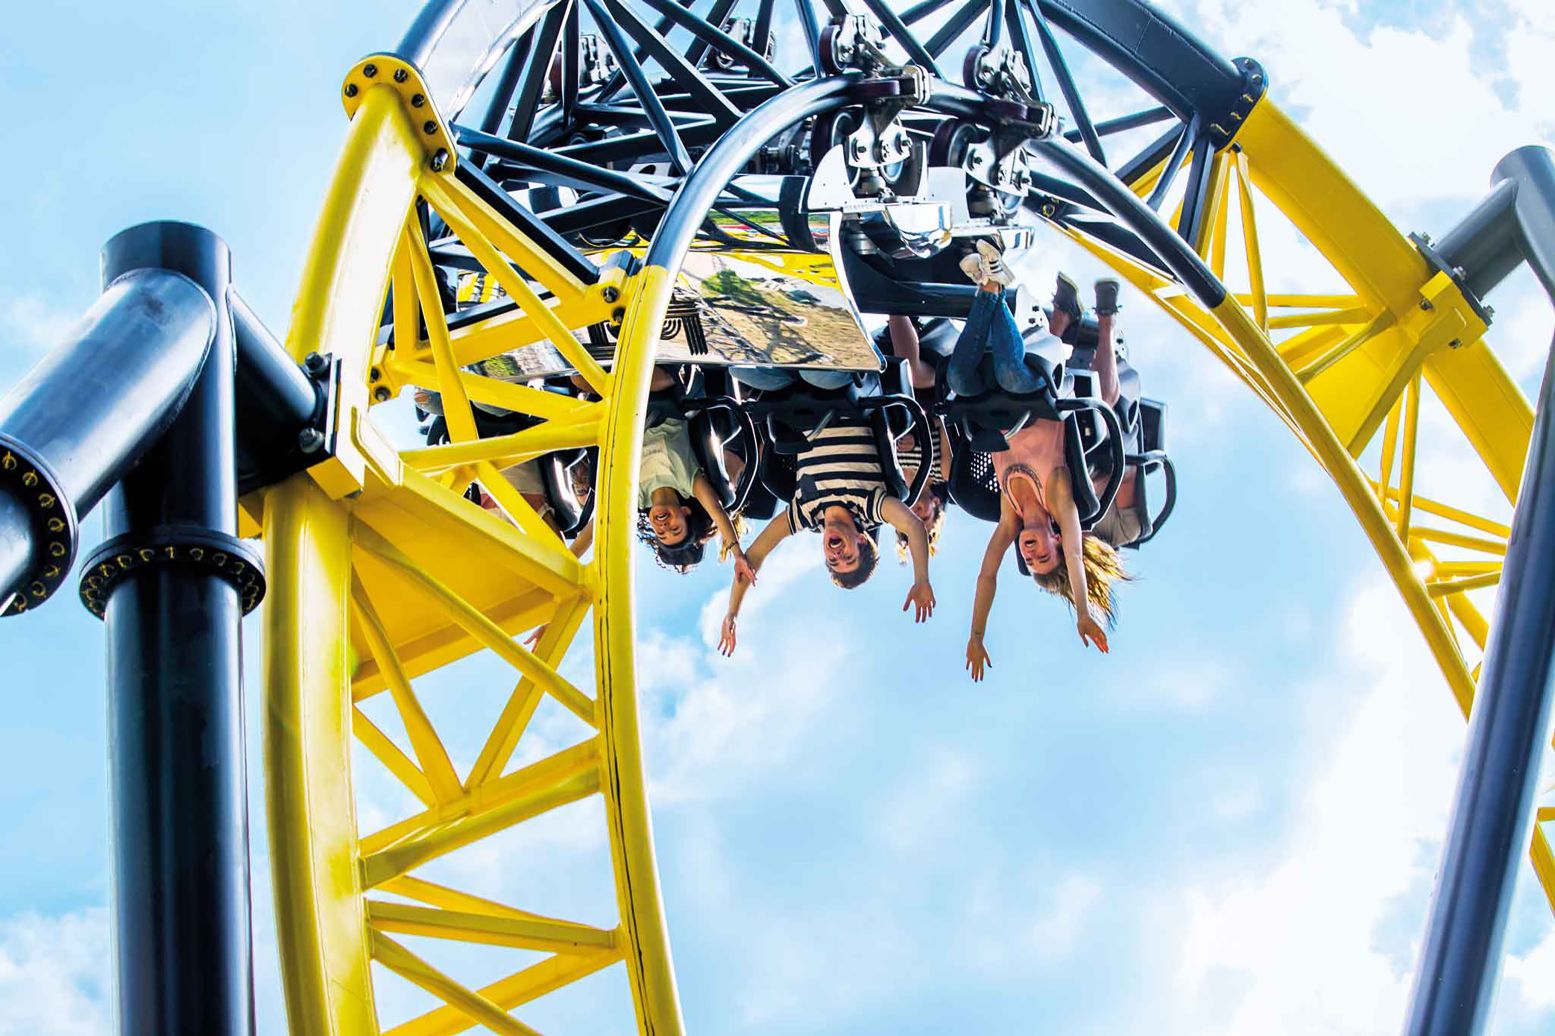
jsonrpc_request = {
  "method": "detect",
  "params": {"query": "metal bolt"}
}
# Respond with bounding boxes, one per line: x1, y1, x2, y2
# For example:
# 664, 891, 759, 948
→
374, 386, 392, 403
344, 83, 358, 98
363, 63, 378, 78
1449, 338, 1463, 348
430, 148, 449, 172
393, 68, 408, 83
1420, 299, 1435, 311
303, 351, 329, 377
411, 93, 425, 108
368, 367, 381, 382
612, 307, 626, 324
298, 427, 326, 454
423, 120, 437, 135
602, 286, 620, 303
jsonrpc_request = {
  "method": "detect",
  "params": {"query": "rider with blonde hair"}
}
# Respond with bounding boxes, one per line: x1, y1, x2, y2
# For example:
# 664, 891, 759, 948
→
952, 243, 1129, 681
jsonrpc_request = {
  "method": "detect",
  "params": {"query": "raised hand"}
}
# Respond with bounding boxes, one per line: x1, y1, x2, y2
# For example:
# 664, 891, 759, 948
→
718, 613, 738, 657
966, 636, 992, 682
1076, 614, 1109, 654
523, 624, 547, 650
733, 550, 756, 587
902, 580, 936, 623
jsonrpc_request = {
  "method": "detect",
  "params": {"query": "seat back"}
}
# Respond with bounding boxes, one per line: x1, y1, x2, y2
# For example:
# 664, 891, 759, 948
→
737, 368, 927, 509
538, 448, 595, 536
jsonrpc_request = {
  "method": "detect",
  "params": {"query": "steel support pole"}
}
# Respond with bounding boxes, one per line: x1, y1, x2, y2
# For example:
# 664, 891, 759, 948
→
0, 269, 215, 612
96, 222, 256, 1036
1404, 148, 1555, 1036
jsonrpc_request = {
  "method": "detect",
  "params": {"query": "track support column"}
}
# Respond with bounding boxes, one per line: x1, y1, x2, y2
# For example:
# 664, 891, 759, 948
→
1404, 146, 1555, 1036
94, 223, 261, 1036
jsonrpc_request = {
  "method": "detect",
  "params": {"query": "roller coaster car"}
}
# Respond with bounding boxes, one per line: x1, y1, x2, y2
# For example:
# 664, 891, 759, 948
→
420, 382, 597, 537
940, 352, 1126, 533
644, 364, 764, 518
733, 357, 933, 516
1106, 397, 1176, 549
1064, 346, 1177, 549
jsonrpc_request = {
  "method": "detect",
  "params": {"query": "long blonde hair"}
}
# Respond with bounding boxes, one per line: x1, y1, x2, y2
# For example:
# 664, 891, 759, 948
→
1030, 534, 1129, 627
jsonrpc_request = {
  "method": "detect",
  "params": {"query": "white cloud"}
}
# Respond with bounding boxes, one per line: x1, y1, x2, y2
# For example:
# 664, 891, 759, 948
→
1181, 0, 1554, 209
0, 293, 80, 358
1159, 580, 1476, 1034
872, 745, 982, 852
1504, 926, 1555, 1013
0, 908, 110, 1036
1027, 873, 1105, 965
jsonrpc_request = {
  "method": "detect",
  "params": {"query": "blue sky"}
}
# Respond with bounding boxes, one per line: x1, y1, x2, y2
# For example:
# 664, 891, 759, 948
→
1, 1, 1554, 1033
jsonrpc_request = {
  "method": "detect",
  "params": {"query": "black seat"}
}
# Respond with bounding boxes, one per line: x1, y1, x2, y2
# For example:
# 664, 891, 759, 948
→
938, 362, 1125, 530
735, 360, 932, 510
644, 365, 761, 516
422, 384, 596, 536
1119, 397, 1177, 548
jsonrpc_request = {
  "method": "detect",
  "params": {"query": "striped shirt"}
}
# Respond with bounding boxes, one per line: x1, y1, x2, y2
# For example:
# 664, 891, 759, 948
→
911, 416, 946, 484
786, 417, 887, 533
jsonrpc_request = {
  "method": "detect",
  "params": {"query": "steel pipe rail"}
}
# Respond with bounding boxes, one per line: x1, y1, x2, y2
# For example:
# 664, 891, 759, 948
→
0, 265, 215, 613
1404, 146, 1555, 1036
97, 221, 256, 1036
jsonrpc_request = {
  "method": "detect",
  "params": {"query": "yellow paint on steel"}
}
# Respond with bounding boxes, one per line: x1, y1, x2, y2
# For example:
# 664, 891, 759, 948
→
1057, 98, 1552, 912
263, 58, 683, 1035
596, 262, 686, 1033
263, 476, 378, 1036
264, 41, 1555, 1036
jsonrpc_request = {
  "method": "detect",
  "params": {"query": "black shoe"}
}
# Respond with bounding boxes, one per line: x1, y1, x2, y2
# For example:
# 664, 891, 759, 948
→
1094, 278, 1121, 316
1053, 273, 1082, 323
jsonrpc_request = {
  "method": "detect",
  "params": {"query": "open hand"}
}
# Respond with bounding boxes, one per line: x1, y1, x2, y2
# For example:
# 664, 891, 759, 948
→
733, 550, 756, 587
718, 613, 738, 657
902, 580, 936, 622
1077, 614, 1109, 653
523, 624, 547, 650
966, 636, 992, 681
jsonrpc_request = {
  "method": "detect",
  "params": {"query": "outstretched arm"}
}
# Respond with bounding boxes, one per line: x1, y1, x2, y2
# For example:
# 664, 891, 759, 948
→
1049, 469, 1108, 653
718, 513, 791, 656
967, 504, 1017, 681
691, 473, 752, 582
882, 496, 935, 622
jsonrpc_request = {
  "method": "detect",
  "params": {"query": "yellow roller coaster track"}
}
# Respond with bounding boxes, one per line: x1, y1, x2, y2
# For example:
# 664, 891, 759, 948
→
251, 39, 1554, 1036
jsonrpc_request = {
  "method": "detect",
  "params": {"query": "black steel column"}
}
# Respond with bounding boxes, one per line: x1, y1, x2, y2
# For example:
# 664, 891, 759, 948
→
1404, 146, 1555, 1035
97, 223, 256, 1035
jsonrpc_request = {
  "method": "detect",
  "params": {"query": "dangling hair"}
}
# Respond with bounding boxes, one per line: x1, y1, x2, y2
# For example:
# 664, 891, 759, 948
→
1020, 534, 1130, 627
636, 495, 714, 573
896, 486, 946, 563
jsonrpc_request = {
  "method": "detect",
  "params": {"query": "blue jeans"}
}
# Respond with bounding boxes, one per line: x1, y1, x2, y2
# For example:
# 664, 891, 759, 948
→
948, 290, 1046, 396
732, 366, 863, 392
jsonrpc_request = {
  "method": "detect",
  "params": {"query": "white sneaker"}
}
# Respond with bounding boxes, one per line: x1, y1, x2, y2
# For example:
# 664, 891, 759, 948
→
976, 240, 1016, 287
959, 252, 987, 285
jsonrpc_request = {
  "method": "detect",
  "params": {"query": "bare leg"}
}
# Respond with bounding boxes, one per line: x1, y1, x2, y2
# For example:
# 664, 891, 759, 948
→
888, 315, 937, 390
1049, 309, 1073, 339
1094, 311, 1121, 406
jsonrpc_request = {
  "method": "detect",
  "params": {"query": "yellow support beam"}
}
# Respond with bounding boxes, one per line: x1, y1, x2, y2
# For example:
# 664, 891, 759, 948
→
367, 901, 618, 953
371, 932, 543, 1036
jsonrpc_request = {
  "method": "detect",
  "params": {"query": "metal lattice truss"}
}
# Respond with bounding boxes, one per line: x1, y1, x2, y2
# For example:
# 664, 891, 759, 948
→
245, 0, 1555, 1032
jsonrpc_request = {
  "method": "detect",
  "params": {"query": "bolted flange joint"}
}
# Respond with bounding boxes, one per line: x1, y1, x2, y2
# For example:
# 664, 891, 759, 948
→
78, 526, 266, 619
0, 434, 79, 617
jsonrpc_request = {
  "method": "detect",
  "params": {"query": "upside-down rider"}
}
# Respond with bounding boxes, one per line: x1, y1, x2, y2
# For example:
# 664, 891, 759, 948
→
716, 370, 937, 657
955, 242, 1130, 681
